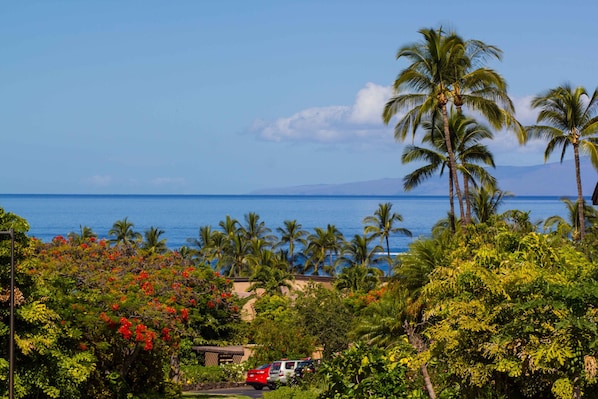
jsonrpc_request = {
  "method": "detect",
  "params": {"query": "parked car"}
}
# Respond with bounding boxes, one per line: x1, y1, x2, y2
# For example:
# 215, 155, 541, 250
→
245, 363, 271, 390
267, 359, 302, 389
294, 359, 316, 379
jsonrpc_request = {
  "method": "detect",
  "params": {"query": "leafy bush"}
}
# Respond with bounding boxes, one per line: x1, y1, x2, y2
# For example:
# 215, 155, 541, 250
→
263, 386, 320, 399
180, 363, 246, 385
318, 343, 418, 399
180, 365, 228, 384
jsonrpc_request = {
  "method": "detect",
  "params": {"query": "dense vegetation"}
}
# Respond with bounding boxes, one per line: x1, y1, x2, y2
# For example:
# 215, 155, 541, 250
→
2, 25, 598, 399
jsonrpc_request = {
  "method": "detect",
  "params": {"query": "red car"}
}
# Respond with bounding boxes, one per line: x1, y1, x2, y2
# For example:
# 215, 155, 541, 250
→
245, 363, 271, 390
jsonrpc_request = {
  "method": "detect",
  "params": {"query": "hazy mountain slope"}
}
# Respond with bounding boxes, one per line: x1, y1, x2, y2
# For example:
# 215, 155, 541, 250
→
251, 159, 598, 196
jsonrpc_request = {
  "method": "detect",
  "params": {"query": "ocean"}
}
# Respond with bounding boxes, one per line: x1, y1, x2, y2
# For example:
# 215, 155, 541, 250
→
0, 194, 575, 254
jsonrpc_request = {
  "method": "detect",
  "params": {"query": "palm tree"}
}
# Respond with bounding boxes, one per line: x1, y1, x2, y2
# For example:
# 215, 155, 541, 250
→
247, 249, 294, 296
219, 215, 240, 239
304, 225, 345, 276
220, 233, 251, 277
526, 84, 598, 240
68, 225, 97, 244
469, 185, 513, 224
141, 226, 168, 254
383, 26, 520, 230
276, 219, 307, 273
402, 112, 496, 227
334, 263, 382, 295
242, 212, 275, 244
543, 197, 598, 241
187, 225, 214, 263
338, 234, 384, 269
108, 217, 141, 247
351, 283, 409, 347
363, 203, 411, 275
335, 234, 384, 293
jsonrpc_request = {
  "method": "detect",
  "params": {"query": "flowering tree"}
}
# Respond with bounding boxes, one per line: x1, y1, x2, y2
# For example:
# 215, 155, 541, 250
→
27, 236, 241, 398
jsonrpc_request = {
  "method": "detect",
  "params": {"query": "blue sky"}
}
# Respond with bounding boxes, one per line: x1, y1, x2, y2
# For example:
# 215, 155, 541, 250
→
2, 0, 597, 194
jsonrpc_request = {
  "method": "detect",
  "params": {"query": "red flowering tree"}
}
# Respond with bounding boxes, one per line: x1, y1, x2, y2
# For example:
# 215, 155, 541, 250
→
28, 236, 241, 398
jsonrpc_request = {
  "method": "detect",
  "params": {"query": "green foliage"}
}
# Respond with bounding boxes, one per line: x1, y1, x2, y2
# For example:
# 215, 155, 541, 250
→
293, 282, 354, 358
263, 385, 321, 399
318, 343, 418, 399
179, 365, 228, 384
423, 222, 598, 398
249, 294, 314, 365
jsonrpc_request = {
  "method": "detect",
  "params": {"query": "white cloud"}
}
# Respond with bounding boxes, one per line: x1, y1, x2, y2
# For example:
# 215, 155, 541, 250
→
513, 95, 537, 126
349, 83, 393, 124
251, 82, 393, 145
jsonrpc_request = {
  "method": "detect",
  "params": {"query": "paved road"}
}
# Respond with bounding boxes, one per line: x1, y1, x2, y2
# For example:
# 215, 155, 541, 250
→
187, 386, 269, 398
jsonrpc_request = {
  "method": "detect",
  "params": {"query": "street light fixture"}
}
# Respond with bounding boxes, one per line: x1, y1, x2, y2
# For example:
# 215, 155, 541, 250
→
0, 229, 14, 399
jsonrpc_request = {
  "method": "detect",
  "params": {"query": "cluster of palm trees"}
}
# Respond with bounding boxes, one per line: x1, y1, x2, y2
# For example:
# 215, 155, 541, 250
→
383, 26, 598, 240
185, 205, 411, 281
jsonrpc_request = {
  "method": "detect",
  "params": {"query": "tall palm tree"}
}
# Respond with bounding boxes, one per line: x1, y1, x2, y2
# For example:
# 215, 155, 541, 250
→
363, 203, 411, 275
383, 26, 520, 230
141, 226, 168, 254
276, 219, 307, 273
402, 112, 496, 227
526, 84, 598, 240
108, 217, 141, 247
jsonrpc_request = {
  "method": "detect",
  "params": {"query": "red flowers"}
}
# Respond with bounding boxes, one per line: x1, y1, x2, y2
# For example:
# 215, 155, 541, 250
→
180, 308, 189, 321
118, 318, 133, 340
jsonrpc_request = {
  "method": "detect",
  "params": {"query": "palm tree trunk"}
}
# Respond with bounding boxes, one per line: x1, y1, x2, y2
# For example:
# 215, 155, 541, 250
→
403, 320, 436, 399
448, 169, 456, 233
574, 143, 586, 240
464, 174, 472, 225
441, 105, 465, 229
385, 236, 392, 276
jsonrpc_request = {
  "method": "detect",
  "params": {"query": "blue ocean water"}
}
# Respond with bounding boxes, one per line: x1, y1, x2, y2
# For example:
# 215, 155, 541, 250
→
0, 194, 573, 254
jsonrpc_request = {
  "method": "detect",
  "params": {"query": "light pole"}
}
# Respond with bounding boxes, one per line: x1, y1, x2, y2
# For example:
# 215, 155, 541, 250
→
0, 229, 14, 399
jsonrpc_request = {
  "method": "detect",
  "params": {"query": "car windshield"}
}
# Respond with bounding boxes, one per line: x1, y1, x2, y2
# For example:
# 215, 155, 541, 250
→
256, 364, 269, 370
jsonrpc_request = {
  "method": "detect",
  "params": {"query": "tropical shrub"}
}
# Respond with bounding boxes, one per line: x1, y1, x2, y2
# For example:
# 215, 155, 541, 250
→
424, 222, 598, 398
318, 343, 419, 398
25, 237, 241, 398
248, 295, 315, 365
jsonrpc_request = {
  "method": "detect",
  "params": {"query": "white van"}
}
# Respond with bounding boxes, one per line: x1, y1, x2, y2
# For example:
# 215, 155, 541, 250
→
267, 359, 302, 388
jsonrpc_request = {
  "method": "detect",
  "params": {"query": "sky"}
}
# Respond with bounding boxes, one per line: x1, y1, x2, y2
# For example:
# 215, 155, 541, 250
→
2, 0, 598, 194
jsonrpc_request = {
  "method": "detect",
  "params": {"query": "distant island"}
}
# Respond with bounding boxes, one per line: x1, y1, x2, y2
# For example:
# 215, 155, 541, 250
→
251, 158, 598, 197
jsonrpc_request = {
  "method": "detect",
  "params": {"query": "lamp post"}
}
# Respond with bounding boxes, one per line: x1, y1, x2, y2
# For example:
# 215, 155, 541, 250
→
0, 230, 14, 399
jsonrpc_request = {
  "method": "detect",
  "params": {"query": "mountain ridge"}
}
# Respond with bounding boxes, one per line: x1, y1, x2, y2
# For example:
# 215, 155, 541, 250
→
251, 159, 598, 197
